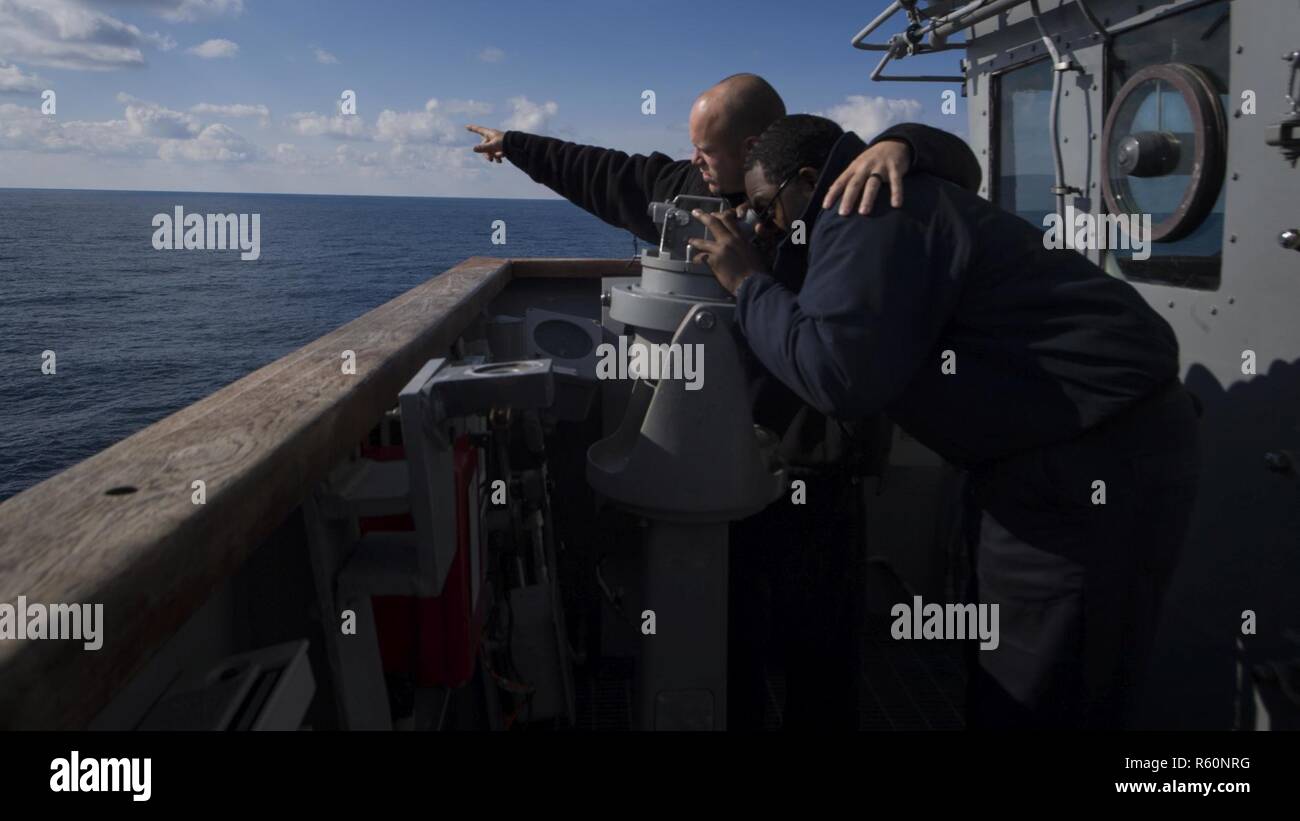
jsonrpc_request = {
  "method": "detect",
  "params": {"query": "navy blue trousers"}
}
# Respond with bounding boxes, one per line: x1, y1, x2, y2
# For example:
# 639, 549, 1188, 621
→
963, 381, 1200, 729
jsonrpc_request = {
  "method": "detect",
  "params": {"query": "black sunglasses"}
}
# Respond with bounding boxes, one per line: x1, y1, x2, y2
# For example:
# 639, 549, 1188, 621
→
753, 171, 797, 228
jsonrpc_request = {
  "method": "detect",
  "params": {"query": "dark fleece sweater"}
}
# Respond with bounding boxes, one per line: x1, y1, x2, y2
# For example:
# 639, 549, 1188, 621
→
735, 131, 1180, 467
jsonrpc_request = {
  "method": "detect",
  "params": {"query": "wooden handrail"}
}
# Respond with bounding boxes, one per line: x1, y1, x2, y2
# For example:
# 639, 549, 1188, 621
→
0, 256, 622, 729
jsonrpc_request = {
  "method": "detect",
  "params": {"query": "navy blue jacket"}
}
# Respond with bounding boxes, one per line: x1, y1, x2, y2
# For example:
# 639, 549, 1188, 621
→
736, 132, 1180, 467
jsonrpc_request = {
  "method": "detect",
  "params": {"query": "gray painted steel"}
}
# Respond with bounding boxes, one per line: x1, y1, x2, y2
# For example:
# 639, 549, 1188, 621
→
905, 0, 1300, 727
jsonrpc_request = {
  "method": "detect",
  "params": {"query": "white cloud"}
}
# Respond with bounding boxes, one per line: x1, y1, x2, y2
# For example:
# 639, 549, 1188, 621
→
103, 0, 245, 23
271, 141, 315, 168
158, 122, 255, 161
502, 96, 557, 133
327, 141, 476, 184
0, 94, 257, 163
191, 101, 270, 126
442, 98, 492, 115
374, 98, 459, 143
0, 89, 552, 193
0, 101, 144, 156
287, 98, 489, 144
817, 95, 923, 139
287, 110, 368, 140
384, 142, 474, 174
334, 142, 384, 167
313, 47, 338, 64
0, 0, 175, 70
0, 59, 42, 92
118, 92, 200, 138
277, 99, 484, 180
478, 46, 504, 63
187, 37, 238, 59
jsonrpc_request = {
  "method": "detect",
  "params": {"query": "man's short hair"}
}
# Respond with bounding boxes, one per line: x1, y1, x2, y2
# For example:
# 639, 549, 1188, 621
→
744, 114, 844, 184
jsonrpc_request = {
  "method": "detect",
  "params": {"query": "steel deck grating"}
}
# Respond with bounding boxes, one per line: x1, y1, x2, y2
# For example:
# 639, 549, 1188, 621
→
568, 616, 966, 731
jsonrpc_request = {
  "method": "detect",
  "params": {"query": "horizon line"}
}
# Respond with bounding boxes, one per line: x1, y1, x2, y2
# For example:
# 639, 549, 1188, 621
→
0, 185, 565, 202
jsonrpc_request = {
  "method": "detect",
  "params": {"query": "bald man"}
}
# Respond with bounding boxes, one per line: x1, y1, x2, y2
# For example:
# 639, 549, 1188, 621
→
466, 75, 982, 730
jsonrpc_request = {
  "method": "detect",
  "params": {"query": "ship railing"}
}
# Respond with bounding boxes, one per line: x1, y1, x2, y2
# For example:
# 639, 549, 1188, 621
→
0, 256, 632, 730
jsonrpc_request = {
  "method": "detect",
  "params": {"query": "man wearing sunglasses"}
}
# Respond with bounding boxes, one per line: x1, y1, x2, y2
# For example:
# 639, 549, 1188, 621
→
692, 114, 1200, 729
467, 76, 982, 730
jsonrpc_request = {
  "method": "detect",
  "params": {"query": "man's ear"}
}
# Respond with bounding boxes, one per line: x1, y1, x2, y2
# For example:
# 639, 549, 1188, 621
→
798, 166, 820, 187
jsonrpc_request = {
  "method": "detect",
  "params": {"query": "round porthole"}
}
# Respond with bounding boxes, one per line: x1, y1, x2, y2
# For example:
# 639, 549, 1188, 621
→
1101, 63, 1226, 243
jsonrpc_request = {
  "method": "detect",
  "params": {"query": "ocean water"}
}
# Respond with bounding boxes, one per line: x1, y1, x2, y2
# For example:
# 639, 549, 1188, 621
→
0, 188, 641, 501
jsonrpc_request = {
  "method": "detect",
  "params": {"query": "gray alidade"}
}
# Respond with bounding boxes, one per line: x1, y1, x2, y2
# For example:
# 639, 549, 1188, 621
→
587, 196, 784, 731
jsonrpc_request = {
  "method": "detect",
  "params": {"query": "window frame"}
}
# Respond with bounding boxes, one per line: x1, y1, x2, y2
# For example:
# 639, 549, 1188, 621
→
989, 54, 1054, 217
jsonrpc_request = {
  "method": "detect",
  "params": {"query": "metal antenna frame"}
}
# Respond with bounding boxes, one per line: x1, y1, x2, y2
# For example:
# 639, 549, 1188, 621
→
850, 0, 977, 83
851, 0, 1052, 83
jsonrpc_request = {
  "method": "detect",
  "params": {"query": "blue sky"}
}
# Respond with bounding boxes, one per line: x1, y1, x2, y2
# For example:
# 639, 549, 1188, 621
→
0, 0, 966, 197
